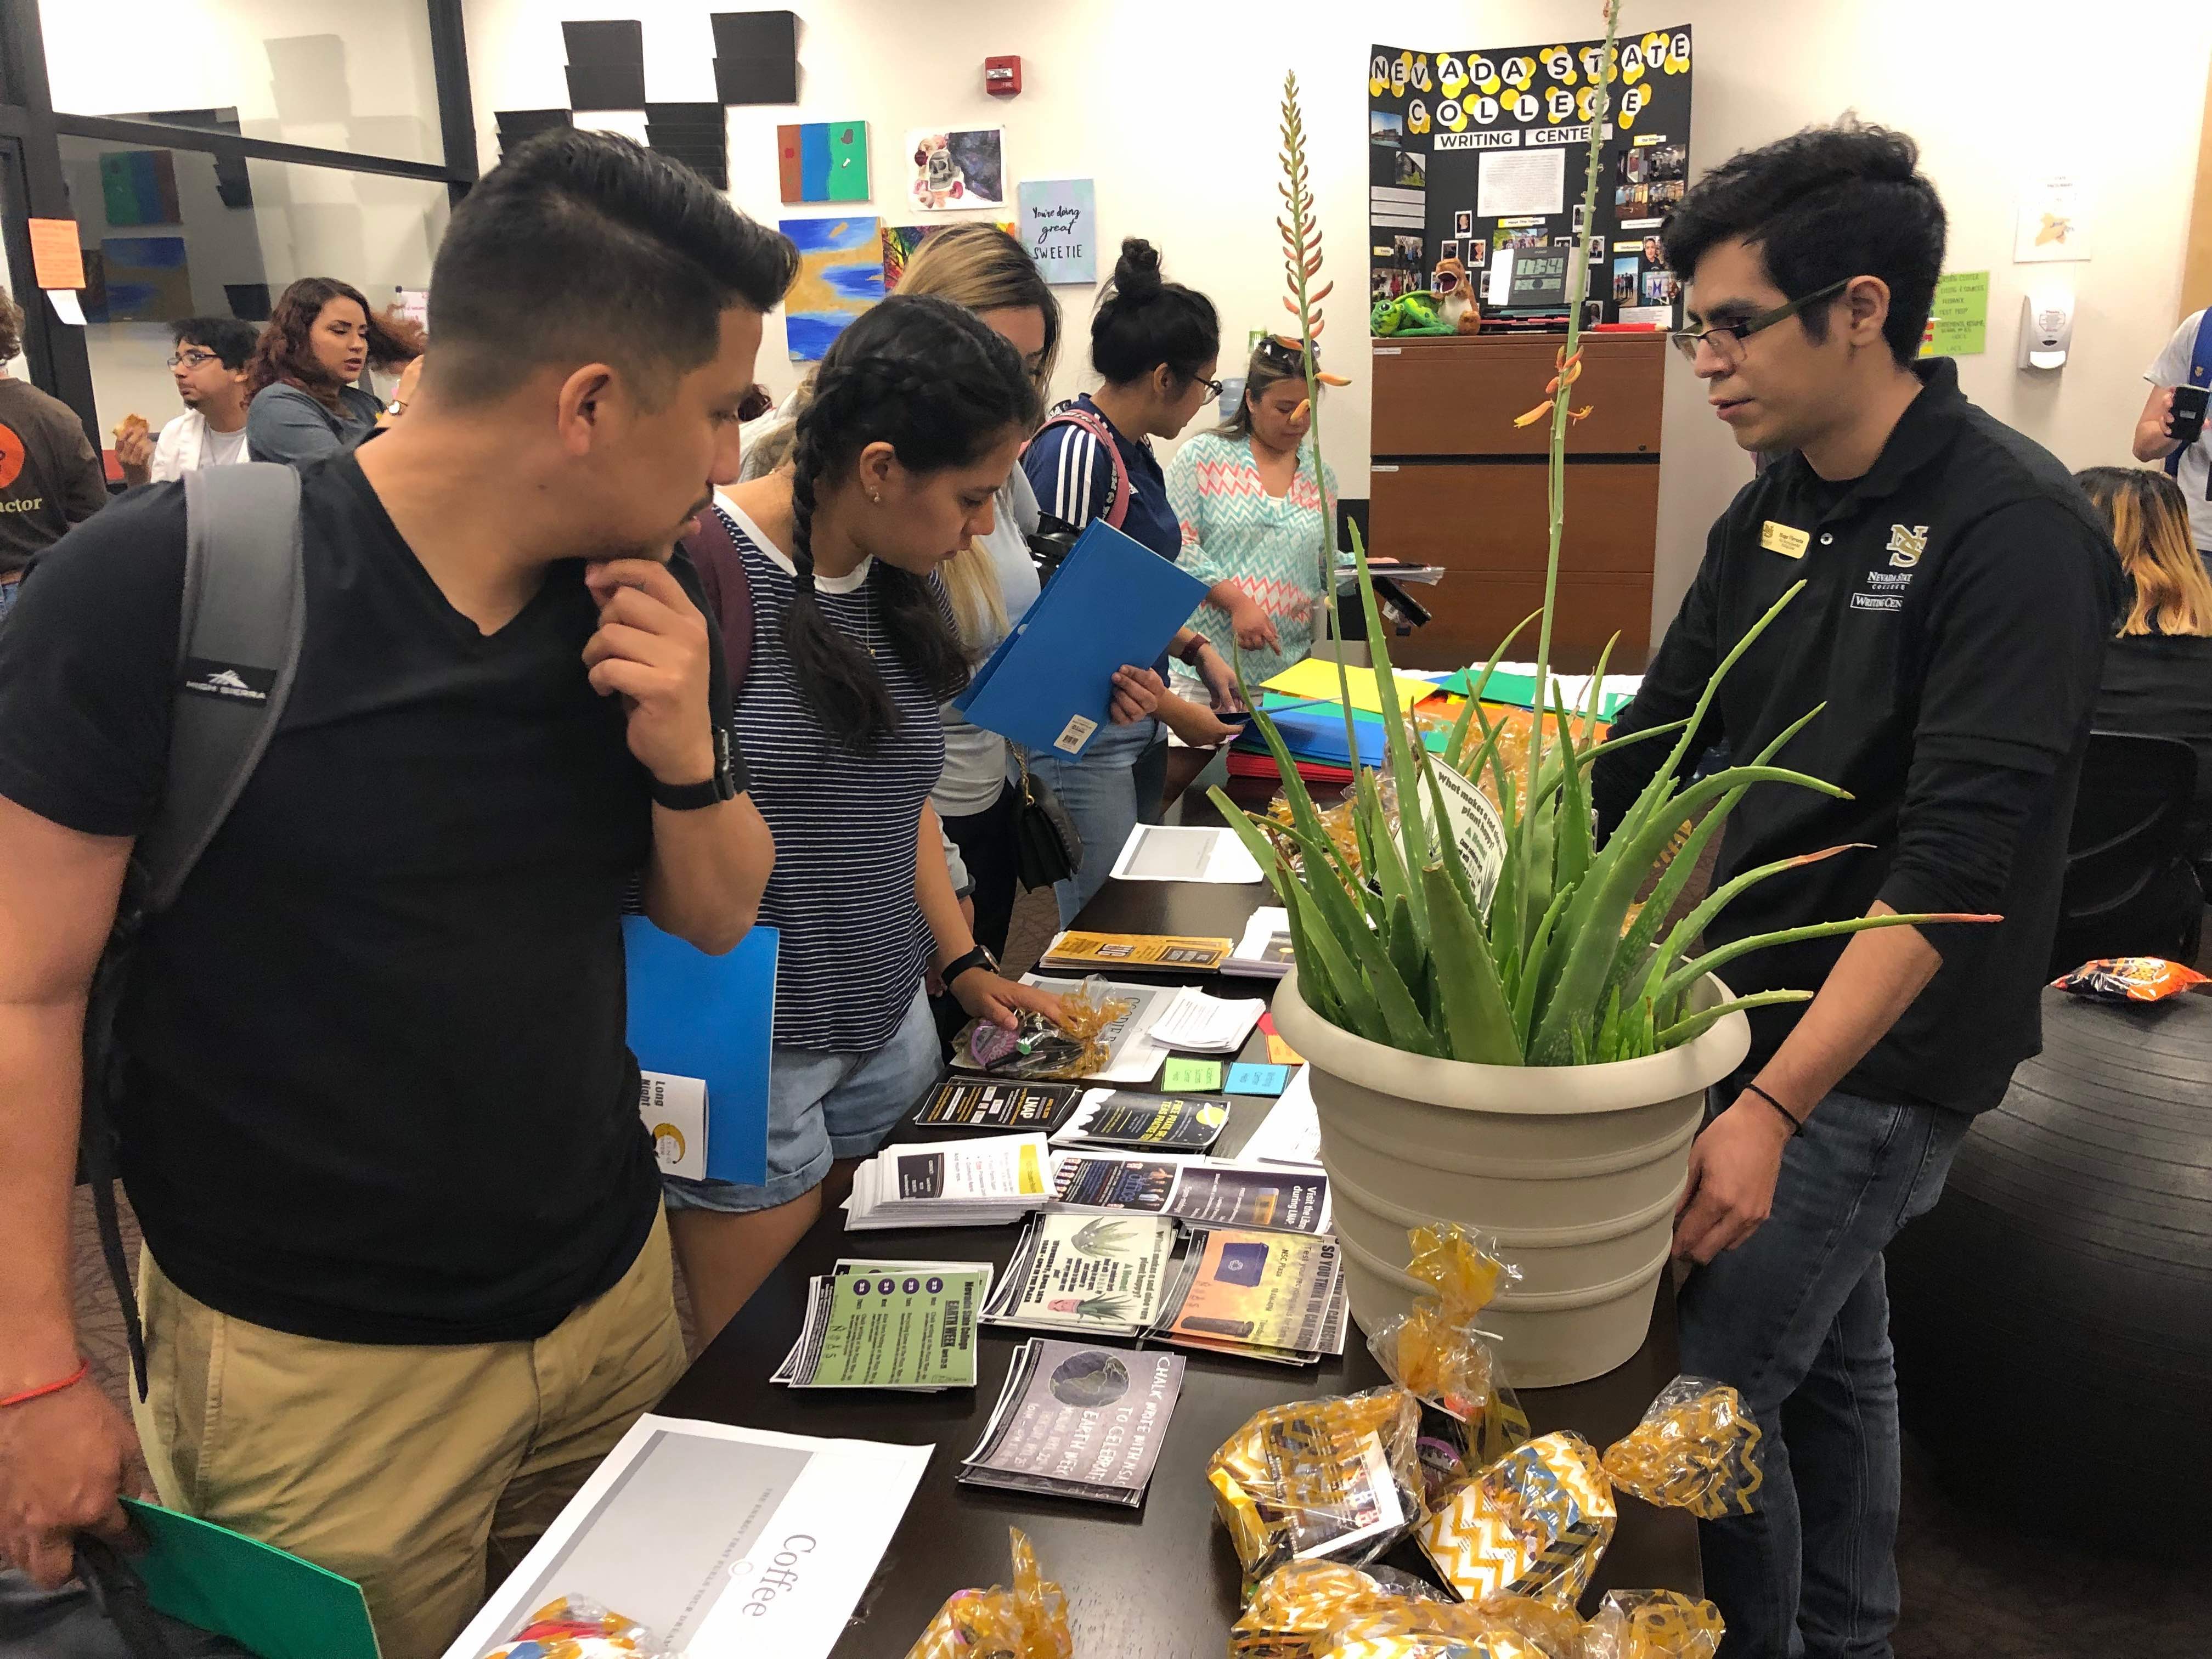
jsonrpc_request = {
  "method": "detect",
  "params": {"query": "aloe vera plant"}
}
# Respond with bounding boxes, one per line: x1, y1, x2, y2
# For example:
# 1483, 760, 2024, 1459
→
1210, 12, 1991, 1068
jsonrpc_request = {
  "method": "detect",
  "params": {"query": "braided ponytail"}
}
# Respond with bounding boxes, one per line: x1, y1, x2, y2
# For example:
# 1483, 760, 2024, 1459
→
780, 293, 1041, 753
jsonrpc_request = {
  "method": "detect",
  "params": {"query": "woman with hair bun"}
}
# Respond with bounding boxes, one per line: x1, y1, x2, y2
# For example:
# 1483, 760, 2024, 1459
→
1021, 237, 1242, 924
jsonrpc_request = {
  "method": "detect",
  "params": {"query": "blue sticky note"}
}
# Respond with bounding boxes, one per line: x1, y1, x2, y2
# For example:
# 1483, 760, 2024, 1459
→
1226, 1062, 1291, 1097
624, 918, 777, 1186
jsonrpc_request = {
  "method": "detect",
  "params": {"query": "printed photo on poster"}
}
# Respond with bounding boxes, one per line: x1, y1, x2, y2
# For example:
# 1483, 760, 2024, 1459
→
906, 128, 1006, 211
1468, 238, 1487, 267
1454, 208, 1474, 238
1643, 235, 1666, 268
1612, 255, 1639, 306
781, 215, 884, 361
1572, 203, 1589, 235
1640, 269, 1678, 305
1440, 239, 1459, 264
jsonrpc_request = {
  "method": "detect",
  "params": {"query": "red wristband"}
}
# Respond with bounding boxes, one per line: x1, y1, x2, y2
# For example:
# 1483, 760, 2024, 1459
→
0, 1358, 89, 1411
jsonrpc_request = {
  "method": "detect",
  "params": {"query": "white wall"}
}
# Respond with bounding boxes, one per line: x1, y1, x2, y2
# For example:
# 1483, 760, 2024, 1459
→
459, 1, 2209, 644
38, 0, 444, 164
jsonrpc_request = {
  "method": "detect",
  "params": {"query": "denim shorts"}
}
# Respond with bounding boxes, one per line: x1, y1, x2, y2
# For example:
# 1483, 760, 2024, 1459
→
661, 986, 938, 1215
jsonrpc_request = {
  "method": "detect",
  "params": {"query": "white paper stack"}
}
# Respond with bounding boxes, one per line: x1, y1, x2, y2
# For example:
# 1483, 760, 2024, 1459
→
1226, 906, 1294, 979
1145, 985, 1267, 1054
844, 1135, 1053, 1231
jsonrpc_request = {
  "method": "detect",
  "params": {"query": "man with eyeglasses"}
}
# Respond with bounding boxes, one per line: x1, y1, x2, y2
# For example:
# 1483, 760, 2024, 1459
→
1591, 123, 2121, 1659
115, 316, 261, 487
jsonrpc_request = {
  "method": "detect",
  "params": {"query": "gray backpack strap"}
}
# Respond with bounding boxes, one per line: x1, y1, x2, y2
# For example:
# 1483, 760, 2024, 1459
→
136, 463, 306, 913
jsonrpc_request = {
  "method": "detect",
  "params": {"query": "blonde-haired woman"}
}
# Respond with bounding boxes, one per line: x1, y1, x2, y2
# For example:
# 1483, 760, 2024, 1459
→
899, 227, 1064, 1023
2078, 465, 2212, 860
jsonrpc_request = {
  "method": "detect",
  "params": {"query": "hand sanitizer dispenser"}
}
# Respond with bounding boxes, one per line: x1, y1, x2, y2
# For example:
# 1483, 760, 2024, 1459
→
2019, 285, 2075, 370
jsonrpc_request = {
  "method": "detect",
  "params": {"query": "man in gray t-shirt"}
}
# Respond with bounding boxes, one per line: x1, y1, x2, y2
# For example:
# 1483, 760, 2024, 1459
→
2137, 308, 2212, 556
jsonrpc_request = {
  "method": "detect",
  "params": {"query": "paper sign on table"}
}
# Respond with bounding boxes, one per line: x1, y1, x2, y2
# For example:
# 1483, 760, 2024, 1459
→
1226, 1062, 1290, 1096
121, 1498, 379, 1659
1108, 822, 1265, 885
1164, 1058, 1223, 1092
1262, 658, 1444, 718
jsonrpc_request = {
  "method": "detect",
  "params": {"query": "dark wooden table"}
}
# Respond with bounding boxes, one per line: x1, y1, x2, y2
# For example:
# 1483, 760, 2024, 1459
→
658, 800, 1699, 1657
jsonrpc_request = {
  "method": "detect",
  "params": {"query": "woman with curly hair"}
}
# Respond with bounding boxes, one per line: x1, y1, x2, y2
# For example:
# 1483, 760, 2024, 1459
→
245, 276, 422, 465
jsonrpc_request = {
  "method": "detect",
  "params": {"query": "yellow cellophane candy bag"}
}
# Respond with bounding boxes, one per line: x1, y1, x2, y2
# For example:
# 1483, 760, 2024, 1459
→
1416, 1432, 1616, 1609
1209, 1387, 1426, 1586
1310, 1599, 1555, 1659
1578, 1590, 1725, 1659
1366, 1225, 1532, 1494
902, 1527, 1071, 1659
1599, 1376, 1763, 1521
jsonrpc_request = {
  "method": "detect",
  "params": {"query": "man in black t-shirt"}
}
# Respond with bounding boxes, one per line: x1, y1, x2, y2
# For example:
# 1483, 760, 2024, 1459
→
0, 135, 795, 1659
1590, 125, 2120, 1658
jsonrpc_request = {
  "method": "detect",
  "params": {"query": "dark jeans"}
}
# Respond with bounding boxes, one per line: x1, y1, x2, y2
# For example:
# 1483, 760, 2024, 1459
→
933, 780, 1019, 1051
1677, 1088, 1971, 1659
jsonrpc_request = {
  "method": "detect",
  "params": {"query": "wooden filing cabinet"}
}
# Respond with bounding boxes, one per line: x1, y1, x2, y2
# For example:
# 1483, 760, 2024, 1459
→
1369, 333, 1667, 672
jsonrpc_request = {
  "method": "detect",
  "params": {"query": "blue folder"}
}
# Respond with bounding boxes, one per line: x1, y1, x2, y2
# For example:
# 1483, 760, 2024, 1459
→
623, 917, 776, 1185
953, 519, 1208, 758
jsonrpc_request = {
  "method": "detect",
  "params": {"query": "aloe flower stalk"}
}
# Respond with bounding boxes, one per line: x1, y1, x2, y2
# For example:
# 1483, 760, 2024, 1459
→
1205, 7, 1996, 1066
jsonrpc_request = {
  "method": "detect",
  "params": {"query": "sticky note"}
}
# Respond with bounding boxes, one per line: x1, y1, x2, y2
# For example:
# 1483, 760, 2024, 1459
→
1266, 1034, 1304, 1067
1226, 1062, 1291, 1096
1164, 1058, 1223, 1092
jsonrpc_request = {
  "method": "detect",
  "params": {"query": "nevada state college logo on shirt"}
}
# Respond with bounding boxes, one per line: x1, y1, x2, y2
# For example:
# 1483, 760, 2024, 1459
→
1886, 523, 1929, 568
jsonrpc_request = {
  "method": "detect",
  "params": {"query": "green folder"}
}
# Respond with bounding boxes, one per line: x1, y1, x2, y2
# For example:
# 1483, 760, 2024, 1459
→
120, 1498, 381, 1659
1437, 668, 1637, 721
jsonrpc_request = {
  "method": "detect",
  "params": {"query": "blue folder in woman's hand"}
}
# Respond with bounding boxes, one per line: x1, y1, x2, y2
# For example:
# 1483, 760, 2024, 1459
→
953, 519, 1207, 758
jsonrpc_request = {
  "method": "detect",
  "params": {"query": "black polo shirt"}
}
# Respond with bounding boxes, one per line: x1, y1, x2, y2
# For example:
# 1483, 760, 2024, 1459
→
1593, 359, 2124, 1114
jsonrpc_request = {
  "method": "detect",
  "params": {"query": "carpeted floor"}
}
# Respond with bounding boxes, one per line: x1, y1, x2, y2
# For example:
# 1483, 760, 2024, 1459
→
66, 879, 2206, 1655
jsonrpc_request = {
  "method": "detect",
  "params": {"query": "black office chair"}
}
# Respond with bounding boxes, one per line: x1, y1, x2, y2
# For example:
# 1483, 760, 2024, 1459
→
2047, 730, 2205, 978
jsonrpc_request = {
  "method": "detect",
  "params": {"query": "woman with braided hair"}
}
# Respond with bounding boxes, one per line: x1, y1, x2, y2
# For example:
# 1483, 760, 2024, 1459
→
663, 294, 1073, 1339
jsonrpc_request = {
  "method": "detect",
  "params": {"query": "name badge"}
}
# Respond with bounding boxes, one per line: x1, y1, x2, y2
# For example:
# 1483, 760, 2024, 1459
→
1760, 521, 1810, 559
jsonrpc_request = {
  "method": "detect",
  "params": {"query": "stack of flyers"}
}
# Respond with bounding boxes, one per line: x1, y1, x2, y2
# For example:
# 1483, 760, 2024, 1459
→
772, 1259, 993, 1391
1153, 1227, 1346, 1365
845, 1135, 1052, 1230
910, 1077, 1084, 1135
960, 1339, 1186, 1508
1226, 906, 1294, 979
1048, 1089, 1230, 1153
1051, 1153, 1333, 1235
1238, 1066, 1322, 1167
981, 1211, 1178, 1338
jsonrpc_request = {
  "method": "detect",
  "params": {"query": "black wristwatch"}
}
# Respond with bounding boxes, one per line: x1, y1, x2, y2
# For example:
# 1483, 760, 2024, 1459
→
940, 944, 1000, 987
649, 730, 746, 810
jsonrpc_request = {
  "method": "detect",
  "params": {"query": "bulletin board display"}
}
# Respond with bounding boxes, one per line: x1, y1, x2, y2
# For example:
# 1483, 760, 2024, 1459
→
1368, 30, 1694, 327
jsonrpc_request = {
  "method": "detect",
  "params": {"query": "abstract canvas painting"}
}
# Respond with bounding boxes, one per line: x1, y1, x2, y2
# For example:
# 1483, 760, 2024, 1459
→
880, 219, 1014, 290
777, 121, 869, 202
781, 216, 882, 361
99, 151, 181, 227
98, 235, 193, 322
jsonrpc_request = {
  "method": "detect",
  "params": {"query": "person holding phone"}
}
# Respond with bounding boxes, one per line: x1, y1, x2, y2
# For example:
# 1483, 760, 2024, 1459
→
1161, 334, 1346, 802
2135, 306, 2212, 561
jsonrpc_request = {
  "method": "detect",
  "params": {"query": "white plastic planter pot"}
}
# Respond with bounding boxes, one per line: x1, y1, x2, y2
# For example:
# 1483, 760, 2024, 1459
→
1272, 965, 1750, 1387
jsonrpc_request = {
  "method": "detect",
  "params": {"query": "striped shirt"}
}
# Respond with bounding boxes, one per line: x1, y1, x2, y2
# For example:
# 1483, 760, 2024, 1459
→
721, 503, 942, 1051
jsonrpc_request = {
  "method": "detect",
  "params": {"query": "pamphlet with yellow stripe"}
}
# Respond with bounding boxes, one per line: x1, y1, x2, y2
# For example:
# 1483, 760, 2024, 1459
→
1041, 932, 1233, 972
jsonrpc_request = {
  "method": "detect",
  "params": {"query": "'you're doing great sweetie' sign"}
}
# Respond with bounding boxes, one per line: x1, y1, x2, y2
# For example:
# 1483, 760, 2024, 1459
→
1018, 178, 1097, 285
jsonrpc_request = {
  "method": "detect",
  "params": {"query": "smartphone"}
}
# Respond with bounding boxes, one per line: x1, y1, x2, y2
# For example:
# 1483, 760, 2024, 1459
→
2171, 384, 2209, 448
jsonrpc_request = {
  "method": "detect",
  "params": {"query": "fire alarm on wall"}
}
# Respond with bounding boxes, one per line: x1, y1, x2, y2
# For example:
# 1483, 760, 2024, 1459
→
985, 56, 1022, 97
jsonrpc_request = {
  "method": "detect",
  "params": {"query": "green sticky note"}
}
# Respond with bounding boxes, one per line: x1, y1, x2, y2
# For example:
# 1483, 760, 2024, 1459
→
1164, 1058, 1223, 1092
121, 1497, 380, 1659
